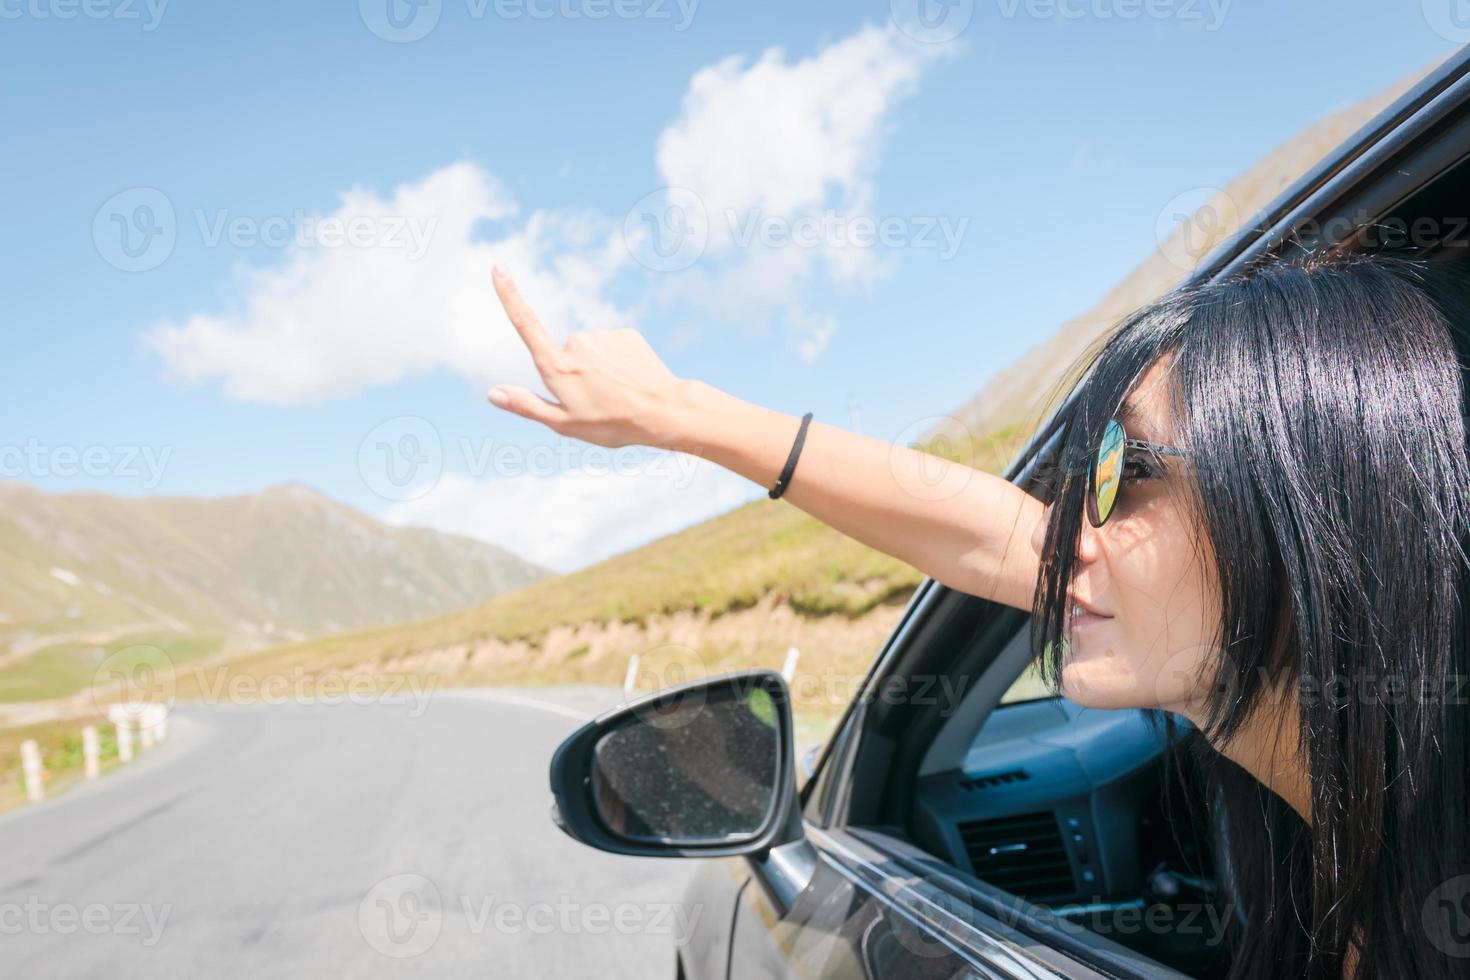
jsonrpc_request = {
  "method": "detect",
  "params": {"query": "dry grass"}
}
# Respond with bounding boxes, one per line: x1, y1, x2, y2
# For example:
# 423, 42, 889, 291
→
193, 422, 1032, 698
0, 713, 122, 813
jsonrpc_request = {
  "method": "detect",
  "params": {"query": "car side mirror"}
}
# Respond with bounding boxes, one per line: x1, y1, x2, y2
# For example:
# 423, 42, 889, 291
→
549, 670, 805, 860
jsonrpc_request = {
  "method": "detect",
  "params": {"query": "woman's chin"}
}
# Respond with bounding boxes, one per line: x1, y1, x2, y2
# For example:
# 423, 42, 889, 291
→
1059, 642, 1152, 710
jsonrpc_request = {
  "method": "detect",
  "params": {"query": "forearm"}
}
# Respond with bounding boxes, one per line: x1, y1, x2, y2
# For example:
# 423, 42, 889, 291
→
668, 381, 1045, 611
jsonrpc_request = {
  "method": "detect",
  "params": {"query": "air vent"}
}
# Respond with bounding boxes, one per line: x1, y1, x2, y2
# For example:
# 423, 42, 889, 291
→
957, 811, 1075, 901
957, 770, 1030, 792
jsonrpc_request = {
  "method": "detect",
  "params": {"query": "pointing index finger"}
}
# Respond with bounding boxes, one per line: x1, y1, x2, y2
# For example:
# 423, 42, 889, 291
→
493, 266, 559, 368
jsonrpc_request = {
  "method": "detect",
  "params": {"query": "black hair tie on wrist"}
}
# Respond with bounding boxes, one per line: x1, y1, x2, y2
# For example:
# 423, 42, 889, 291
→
768, 412, 813, 500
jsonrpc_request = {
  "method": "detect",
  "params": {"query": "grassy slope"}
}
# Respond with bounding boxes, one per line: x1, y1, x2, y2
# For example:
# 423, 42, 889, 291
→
193, 425, 1031, 686
0, 714, 124, 811
0, 632, 223, 704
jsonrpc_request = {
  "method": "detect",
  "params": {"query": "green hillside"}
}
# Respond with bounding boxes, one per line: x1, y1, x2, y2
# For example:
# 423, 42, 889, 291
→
0, 482, 547, 701
178, 424, 1029, 692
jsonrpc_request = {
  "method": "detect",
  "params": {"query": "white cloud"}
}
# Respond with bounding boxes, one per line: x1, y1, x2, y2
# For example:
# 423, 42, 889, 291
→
147, 162, 632, 404
383, 457, 758, 572
648, 23, 953, 355
148, 27, 950, 398
788, 307, 838, 364
656, 24, 946, 251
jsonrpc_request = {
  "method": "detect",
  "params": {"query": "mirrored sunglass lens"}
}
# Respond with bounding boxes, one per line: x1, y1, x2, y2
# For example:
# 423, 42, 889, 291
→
1093, 420, 1125, 524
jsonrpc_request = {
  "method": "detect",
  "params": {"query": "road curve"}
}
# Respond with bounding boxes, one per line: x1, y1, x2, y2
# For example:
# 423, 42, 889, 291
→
0, 687, 699, 979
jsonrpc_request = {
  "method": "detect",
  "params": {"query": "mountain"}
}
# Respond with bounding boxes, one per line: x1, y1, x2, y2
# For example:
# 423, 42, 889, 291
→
0, 481, 547, 657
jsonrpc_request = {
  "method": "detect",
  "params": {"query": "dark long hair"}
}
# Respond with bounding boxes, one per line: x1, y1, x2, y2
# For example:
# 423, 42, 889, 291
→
1030, 254, 1470, 978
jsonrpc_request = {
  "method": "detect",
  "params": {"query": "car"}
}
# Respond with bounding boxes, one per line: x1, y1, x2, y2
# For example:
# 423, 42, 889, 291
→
546, 42, 1470, 980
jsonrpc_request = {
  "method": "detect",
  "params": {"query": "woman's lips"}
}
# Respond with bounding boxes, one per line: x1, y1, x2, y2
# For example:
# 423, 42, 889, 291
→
1067, 609, 1111, 632
1066, 596, 1113, 633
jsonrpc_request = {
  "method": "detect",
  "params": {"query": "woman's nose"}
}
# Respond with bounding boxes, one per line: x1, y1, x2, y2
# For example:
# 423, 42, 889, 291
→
1031, 503, 1103, 563
1076, 515, 1102, 563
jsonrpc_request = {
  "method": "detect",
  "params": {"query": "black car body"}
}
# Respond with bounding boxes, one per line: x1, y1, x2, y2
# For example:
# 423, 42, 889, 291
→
550, 43, 1470, 980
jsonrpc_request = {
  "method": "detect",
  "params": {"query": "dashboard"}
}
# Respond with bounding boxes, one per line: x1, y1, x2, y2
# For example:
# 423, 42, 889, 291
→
906, 699, 1229, 977
911, 700, 1187, 906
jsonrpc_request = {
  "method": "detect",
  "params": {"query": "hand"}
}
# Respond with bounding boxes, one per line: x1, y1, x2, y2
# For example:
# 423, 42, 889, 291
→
487, 265, 691, 450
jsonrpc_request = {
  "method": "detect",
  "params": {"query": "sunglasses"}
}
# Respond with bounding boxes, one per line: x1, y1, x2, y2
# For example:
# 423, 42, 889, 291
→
1086, 418, 1193, 527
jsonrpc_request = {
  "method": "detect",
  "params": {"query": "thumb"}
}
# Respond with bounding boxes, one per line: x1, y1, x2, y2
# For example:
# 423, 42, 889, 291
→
487, 385, 569, 428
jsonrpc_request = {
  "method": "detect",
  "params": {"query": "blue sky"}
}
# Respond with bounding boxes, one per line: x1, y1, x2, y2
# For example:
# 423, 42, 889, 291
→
2, 1, 1464, 570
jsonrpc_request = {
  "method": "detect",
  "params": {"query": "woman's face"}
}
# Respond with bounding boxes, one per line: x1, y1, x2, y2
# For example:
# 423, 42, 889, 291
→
1032, 359, 1224, 721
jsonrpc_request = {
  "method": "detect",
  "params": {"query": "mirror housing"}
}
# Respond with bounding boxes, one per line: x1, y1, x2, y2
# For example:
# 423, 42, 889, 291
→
549, 670, 805, 860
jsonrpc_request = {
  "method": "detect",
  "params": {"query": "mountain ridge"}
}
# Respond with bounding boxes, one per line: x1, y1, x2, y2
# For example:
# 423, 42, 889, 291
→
0, 479, 547, 656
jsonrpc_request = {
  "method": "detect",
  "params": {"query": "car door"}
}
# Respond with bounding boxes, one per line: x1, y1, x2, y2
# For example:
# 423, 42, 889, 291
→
727, 820, 1128, 979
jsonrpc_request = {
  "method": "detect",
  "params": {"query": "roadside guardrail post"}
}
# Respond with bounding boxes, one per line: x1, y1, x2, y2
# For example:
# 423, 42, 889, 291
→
116, 720, 133, 763
782, 647, 800, 684
20, 739, 42, 803
82, 725, 100, 779
623, 654, 641, 698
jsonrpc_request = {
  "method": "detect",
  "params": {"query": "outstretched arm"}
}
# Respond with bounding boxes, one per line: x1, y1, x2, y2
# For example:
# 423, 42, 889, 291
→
486, 266, 1046, 613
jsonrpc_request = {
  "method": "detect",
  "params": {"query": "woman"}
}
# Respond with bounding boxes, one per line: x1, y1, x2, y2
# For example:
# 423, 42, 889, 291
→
485, 254, 1470, 978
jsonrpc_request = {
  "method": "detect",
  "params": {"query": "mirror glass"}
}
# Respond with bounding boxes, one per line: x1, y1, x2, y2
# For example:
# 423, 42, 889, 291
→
591, 683, 781, 845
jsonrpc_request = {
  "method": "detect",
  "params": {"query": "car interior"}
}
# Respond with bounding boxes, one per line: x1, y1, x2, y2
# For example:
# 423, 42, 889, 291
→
804, 79, 1470, 980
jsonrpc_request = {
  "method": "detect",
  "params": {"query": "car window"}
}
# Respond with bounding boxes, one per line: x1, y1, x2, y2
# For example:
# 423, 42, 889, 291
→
998, 663, 1052, 705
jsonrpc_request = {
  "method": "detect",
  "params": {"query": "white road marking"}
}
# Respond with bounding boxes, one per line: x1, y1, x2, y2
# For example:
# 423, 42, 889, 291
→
452, 691, 594, 723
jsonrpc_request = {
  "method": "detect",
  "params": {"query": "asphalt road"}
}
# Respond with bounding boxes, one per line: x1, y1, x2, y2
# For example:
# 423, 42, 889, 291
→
0, 687, 701, 979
